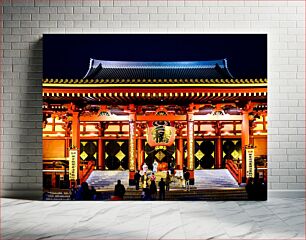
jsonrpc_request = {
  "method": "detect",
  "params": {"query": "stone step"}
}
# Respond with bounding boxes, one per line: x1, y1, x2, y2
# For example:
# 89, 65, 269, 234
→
86, 170, 129, 190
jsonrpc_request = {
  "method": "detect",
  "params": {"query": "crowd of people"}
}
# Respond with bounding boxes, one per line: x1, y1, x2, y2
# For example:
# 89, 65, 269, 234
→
246, 175, 267, 200
67, 159, 192, 201
70, 182, 97, 200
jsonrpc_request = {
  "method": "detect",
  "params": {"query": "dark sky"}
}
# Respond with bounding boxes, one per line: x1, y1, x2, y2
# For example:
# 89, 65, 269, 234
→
43, 34, 267, 79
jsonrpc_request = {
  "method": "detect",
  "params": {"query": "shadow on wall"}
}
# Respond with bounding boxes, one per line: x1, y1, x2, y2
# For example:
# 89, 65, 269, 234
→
2, 39, 43, 200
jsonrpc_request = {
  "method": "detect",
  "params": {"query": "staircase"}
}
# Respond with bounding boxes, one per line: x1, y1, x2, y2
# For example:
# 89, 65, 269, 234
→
86, 170, 129, 190
194, 169, 240, 189
122, 188, 248, 201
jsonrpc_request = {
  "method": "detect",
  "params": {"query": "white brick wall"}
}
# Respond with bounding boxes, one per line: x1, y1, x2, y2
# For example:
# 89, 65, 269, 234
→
0, 0, 305, 198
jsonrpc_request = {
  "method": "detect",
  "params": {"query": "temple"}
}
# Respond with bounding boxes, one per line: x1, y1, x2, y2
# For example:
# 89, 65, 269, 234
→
42, 59, 267, 194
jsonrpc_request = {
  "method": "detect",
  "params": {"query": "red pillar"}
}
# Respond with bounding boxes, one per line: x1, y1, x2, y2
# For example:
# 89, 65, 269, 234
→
137, 138, 143, 171
187, 113, 195, 171
176, 136, 183, 170
128, 112, 136, 172
98, 137, 103, 170
216, 136, 222, 169
214, 122, 223, 169
65, 137, 70, 158
241, 110, 250, 181
72, 112, 80, 180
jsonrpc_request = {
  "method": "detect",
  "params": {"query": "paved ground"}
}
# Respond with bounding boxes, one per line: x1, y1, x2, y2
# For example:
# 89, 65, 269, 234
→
1, 197, 305, 239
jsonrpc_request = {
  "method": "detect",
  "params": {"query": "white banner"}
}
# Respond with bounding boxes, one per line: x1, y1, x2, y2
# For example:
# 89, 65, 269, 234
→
69, 150, 78, 180
246, 148, 255, 178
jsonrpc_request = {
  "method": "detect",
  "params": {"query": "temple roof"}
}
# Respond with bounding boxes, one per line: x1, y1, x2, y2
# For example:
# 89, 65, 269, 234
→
83, 59, 234, 80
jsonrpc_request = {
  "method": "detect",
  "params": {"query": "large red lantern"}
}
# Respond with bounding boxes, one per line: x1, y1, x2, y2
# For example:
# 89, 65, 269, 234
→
147, 107, 176, 147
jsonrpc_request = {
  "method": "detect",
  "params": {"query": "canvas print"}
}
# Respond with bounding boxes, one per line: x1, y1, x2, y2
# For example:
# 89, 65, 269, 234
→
42, 34, 267, 201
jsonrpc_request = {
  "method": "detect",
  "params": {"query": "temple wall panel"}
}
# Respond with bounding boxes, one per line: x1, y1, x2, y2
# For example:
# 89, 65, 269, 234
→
254, 137, 268, 157
43, 139, 66, 159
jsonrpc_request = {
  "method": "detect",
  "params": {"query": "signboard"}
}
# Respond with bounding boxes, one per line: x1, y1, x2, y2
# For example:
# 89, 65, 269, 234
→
246, 148, 255, 178
69, 149, 78, 180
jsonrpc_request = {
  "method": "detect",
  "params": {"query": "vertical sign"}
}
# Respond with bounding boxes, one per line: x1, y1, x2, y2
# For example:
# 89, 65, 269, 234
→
69, 150, 78, 180
246, 148, 255, 178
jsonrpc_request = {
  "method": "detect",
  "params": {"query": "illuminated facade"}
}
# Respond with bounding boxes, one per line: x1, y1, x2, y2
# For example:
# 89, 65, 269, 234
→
42, 59, 267, 189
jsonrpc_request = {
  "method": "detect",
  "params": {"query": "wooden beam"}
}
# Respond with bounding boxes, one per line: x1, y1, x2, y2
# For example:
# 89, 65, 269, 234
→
43, 87, 267, 94
80, 115, 129, 122
136, 115, 186, 121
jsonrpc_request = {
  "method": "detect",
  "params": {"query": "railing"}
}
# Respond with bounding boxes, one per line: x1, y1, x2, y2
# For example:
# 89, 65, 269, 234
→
226, 159, 242, 184
80, 161, 95, 183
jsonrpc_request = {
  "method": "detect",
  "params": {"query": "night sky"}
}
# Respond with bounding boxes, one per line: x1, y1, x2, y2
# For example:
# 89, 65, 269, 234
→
43, 34, 267, 79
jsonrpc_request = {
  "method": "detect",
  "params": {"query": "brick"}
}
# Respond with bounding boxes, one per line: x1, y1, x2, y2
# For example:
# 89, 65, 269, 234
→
12, 14, 32, 21
90, 21, 107, 28
130, 14, 149, 21
121, 20, 139, 28
35, 0, 49, 6
107, 21, 121, 28
280, 176, 296, 183
139, 7, 157, 14
177, 7, 196, 14
57, 7, 73, 14
139, 21, 158, 28
196, 7, 209, 14
289, 121, 304, 128
114, 0, 130, 6
185, 14, 202, 21
131, 0, 147, 6
12, 170, 28, 177
158, 7, 176, 14
32, 13, 50, 20
168, 14, 184, 21
289, 169, 305, 176
297, 176, 305, 183
49, 0, 65, 6
39, 6, 57, 14
65, 14, 83, 20
74, 21, 90, 28
150, 14, 168, 21
58, 21, 73, 28
279, 128, 298, 135
103, 7, 121, 14
83, 0, 99, 6
148, 0, 167, 7
279, 162, 296, 169
287, 183, 305, 189
99, 0, 114, 6
297, 162, 305, 168
74, 7, 90, 14
90, 7, 104, 13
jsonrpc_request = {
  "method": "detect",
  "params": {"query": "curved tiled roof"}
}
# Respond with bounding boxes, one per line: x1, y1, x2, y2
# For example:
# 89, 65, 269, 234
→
83, 59, 234, 80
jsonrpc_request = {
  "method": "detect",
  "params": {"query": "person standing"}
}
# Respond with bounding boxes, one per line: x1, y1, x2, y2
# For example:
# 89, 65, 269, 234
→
165, 171, 171, 191
142, 162, 148, 173
150, 180, 157, 200
151, 172, 156, 182
152, 160, 158, 173
134, 170, 141, 190
141, 172, 148, 189
184, 170, 190, 191
114, 180, 126, 200
158, 178, 166, 200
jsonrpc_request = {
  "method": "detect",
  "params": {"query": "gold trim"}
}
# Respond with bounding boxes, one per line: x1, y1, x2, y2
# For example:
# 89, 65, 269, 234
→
43, 83, 267, 88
